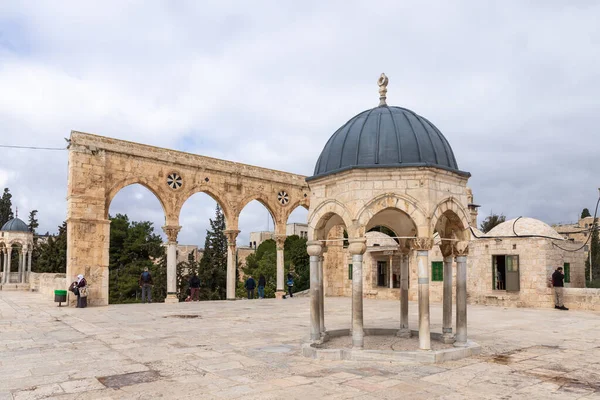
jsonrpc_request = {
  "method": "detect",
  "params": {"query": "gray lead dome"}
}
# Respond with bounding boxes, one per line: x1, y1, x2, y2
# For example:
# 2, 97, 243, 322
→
1, 217, 29, 232
310, 106, 469, 180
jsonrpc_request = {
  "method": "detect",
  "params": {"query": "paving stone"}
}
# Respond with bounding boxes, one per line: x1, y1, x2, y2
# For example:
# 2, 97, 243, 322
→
3, 291, 600, 399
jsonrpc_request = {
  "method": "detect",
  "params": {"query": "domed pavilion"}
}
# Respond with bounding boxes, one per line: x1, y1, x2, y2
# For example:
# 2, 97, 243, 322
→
306, 74, 473, 350
0, 213, 34, 286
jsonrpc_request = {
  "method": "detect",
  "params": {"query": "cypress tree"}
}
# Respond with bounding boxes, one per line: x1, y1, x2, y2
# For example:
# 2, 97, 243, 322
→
198, 204, 227, 300
0, 188, 14, 227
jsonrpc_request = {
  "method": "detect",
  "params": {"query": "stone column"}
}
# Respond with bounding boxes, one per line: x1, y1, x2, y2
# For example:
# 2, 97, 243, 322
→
4, 249, 10, 284
442, 254, 455, 343
318, 252, 325, 336
27, 250, 32, 279
454, 241, 469, 347
349, 238, 367, 349
224, 229, 240, 300
389, 254, 393, 289
413, 238, 433, 350
1, 249, 5, 284
397, 252, 410, 337
162, 225, 181, 304
17, 249, 23, 283
307, 241, 323, 342
275, 234, 286, 299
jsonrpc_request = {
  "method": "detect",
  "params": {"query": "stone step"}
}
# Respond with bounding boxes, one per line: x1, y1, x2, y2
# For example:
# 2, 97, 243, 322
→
0, 284, 31, 291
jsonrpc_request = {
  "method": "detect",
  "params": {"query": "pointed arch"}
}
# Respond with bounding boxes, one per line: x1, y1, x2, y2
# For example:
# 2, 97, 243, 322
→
308, 200, 353, 241
430, 197, 470, 237
356, 193, 428, 237
105, 178, 168, 220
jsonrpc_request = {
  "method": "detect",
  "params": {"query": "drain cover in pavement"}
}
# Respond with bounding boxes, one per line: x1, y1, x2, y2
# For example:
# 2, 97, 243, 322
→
97, 371, 161, 389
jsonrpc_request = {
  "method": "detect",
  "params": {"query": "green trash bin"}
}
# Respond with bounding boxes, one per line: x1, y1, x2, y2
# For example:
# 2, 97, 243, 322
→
54, 290, 67, 307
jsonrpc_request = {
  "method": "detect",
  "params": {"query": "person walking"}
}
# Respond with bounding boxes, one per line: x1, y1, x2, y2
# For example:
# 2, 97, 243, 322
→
69, 274, 88, 308
286, 272, 294, 298
139, 267, 153, 304
257, 274, 266, 299
245, 276, 256, 299
552, 267, 568, 310
189, 273, 201, 301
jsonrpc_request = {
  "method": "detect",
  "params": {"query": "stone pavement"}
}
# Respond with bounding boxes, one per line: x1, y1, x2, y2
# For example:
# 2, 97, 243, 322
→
1, 291, 600, 400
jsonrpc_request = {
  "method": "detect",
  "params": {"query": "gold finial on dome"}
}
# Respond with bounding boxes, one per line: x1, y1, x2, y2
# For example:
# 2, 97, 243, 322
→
377, 73, 389, 106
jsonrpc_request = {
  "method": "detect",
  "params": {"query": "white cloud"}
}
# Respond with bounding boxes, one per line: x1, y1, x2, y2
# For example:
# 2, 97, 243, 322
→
0, 0, 599, 242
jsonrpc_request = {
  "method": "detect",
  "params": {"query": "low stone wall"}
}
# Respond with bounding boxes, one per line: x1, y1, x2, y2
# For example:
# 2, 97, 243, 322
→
563, 288, 600, 311
469, 287, 600, 311
29, 272, 68, 300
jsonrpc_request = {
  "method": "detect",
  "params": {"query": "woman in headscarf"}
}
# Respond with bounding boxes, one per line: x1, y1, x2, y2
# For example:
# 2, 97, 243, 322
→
69, 274, 88, 308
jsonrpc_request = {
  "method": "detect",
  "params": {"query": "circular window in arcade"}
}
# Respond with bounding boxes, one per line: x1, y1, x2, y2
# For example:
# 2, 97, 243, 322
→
167, 173, 183, 190
277, 190, 290, 206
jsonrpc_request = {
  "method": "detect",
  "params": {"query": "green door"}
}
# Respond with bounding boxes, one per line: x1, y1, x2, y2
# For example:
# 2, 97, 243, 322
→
505, 255, 520, 291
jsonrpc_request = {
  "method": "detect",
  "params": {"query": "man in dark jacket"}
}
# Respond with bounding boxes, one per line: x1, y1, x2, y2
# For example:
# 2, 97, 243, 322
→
552, 267, 568, 310
139, 267, 153, 304
245, 276, 256, 299
189, 273, 201, 301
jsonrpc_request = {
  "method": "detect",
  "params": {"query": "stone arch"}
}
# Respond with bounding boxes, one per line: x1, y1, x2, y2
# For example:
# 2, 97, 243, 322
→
175, 185, 233, 227
283, 199, 310, 224
105, 177, 168, 220
236, 193, 279, 229
431, 197, 470, 234
308, 200, 353, 241
356, 193, 429, 237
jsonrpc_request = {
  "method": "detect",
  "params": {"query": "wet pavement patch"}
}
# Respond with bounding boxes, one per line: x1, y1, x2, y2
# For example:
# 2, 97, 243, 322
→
97, 371, 161, 389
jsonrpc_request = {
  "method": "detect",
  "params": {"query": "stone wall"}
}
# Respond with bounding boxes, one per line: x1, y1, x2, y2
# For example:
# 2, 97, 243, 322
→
29, 272, 68, 300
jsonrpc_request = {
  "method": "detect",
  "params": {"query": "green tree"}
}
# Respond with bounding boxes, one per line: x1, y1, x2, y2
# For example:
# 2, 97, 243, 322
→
108, 214, 165, 304
585, 218, 600, 284
35, 222, 67, 273
238, 235, 310, 298
480, 212, 506, 233
197, 204, 228, 300
28, 210, 39, 233
0, 188, 14, 227
581, 208, 592, 219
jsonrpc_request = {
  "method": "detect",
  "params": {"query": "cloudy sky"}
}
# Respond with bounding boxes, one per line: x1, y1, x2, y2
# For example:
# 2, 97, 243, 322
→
0, 1, 599, 246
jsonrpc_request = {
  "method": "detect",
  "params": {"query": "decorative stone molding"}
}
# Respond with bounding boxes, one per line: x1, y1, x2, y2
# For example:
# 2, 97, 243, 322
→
306, 240, 323, 257
411, 237, 434, 251
453, 240, 469, 257
275, 234, 287, 250
162, 225, 181, 243
224, 229, 240, 247
348, 238, 367, 255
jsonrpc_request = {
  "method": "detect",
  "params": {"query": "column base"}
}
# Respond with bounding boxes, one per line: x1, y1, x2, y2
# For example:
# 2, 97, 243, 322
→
454, 340, 468, 348
396, 328, 411, 338
441, 333, 456, 344
164, 294, 179, 304
275, 291, 285, 300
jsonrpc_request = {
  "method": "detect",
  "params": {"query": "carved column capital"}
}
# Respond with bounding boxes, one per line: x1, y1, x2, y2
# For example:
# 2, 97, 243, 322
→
306, 240, 323, 257
224, 229, 240, 247
411, 237, 433, 251
348, 238, 367, 256
275, 234, 287, 250
162, 225, 181, 243
453, 240, 469, 257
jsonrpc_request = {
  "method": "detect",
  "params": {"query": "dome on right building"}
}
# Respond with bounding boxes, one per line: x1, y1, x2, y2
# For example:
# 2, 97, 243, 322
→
485, 217, 564, 240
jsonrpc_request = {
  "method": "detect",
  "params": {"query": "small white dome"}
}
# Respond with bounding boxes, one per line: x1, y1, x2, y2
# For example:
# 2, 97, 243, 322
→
366, 231, 399, 247
486, 217, 564, 240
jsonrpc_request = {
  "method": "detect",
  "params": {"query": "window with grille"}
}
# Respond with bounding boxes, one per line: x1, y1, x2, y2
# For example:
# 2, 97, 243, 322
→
564, 263, 570, 283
